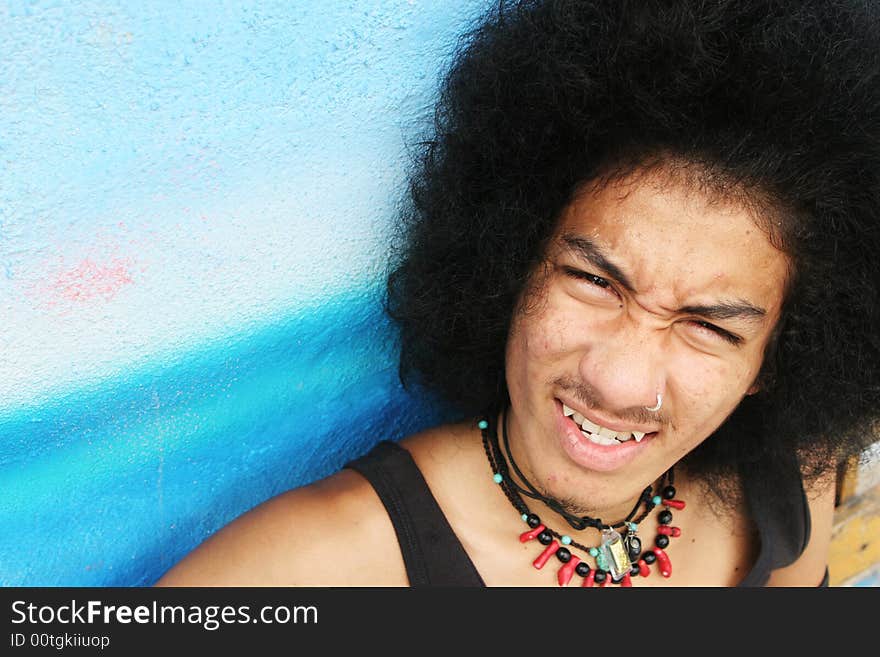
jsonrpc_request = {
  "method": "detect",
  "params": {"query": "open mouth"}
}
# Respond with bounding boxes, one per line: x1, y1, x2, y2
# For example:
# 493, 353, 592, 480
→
562, 403, 657, 447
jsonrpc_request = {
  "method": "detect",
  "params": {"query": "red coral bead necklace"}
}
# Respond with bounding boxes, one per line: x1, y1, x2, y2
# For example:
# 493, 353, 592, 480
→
480, 406, 686, 586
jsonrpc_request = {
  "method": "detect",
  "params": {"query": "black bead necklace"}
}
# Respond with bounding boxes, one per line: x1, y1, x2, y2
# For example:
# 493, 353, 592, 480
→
480, 406, 686, 586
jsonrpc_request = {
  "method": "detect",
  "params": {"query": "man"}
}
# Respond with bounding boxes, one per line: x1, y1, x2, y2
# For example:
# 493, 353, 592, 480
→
157, 0, 879, 586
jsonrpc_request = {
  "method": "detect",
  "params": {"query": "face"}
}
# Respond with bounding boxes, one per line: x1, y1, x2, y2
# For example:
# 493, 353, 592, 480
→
504, 169, 790, 515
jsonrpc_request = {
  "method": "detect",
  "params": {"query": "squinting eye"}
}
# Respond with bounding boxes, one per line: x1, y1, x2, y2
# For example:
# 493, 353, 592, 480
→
563, 267, 613, 290
689, 320, 742, 346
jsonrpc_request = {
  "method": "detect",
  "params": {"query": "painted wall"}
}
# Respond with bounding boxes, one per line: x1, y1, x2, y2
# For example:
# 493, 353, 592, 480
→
0, 0, 489, 586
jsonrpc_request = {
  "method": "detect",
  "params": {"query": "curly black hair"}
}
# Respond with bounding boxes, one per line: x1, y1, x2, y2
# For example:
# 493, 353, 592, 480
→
385, 0, 880, 497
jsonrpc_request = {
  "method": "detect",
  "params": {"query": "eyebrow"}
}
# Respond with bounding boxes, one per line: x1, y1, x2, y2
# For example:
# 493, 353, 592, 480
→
561, 234, 638, 292
559, 233, 768, 326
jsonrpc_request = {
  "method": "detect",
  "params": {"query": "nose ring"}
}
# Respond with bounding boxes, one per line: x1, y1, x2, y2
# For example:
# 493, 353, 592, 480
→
645, 393, 662, 412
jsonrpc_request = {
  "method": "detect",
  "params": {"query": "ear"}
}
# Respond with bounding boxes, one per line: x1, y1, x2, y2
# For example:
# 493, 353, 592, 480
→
746, 382, 761, 396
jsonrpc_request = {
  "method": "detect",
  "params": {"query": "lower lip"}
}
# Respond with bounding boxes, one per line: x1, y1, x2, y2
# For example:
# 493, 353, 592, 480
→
554, 399, 655, 473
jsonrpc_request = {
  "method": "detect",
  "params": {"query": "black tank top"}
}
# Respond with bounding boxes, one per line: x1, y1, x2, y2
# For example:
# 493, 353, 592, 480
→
345, 440, 829, 587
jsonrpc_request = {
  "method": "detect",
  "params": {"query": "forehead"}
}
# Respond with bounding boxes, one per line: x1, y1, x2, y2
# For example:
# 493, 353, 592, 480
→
554, 171, 790, 316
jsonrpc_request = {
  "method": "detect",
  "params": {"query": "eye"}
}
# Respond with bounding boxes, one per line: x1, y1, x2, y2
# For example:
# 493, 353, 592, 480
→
687, 320, 742, 346
562, 267, 615, 292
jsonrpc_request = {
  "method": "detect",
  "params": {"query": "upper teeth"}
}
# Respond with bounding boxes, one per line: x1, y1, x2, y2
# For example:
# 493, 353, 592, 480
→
563, 404, 647, 443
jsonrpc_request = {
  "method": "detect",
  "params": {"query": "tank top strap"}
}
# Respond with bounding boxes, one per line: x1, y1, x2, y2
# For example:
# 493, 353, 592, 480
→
737, 452, 811, 585
344, 440, 486, 586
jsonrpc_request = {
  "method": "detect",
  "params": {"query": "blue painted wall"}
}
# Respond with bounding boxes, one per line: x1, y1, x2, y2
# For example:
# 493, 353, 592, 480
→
0, 0, 488, 586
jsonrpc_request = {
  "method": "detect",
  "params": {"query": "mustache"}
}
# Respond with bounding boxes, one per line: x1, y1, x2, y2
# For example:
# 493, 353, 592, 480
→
551, 375, 667, 428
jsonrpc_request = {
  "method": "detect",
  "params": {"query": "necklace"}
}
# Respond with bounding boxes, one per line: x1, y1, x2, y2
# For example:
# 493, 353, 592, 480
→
480, 407, 686, 586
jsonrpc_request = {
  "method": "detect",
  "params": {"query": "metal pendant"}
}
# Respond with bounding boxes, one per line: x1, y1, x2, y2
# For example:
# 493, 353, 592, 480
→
600, 527, 632, 578
624, 522, 642, 560
626, 535, 642, 560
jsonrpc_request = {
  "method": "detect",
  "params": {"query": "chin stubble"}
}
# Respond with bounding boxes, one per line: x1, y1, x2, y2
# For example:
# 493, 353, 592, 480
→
534, 482, 597, 518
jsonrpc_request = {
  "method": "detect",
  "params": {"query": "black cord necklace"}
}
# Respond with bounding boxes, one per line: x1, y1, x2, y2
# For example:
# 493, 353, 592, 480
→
480, 406, 686, 586
498, 403, 655, 531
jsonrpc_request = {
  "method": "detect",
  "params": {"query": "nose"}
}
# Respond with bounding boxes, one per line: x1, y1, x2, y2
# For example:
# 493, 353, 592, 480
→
577, 322, 667, 415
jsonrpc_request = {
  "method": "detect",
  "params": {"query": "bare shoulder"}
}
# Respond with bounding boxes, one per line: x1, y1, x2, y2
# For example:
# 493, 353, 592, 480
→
398, 419, 489, 499
156, 420, 482, 587
155, 465, 407, 587
400, 419, 482, 470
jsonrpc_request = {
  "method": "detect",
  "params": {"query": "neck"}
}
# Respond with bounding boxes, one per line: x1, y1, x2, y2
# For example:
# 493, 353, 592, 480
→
496, 406, 658, 532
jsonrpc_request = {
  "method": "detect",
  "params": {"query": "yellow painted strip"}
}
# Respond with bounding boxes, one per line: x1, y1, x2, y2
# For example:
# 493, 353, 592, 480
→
829, 482, 880, 586
835, 456, 860, 505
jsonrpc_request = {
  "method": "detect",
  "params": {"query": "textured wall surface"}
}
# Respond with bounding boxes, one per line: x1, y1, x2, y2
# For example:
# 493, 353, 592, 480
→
0, 0, 488, 586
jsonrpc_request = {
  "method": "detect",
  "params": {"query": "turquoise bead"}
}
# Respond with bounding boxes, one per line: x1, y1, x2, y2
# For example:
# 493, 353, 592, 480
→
493, 473, 503, 484
521, 514, 529, 522
561, 535, 572, 545
478, 420, 489, 430
588, 547, 599, 557
652, 495, 662, 505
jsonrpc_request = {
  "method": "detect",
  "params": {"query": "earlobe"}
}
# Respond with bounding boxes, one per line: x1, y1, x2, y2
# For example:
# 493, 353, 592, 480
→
746, 383, 761, 396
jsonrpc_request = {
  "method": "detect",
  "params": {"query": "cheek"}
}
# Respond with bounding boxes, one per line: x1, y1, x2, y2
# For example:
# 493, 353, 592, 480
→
506, 308, 583, 405
670, 354, 755, 437
511, 305, 581, 364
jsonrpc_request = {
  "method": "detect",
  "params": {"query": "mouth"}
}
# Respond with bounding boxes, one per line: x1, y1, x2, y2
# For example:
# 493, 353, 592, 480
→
553, 398, 658, 472
561, 403, 657, 446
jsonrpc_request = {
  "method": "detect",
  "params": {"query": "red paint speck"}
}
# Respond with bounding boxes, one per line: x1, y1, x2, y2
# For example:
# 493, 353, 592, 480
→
49, 256, 134, 303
